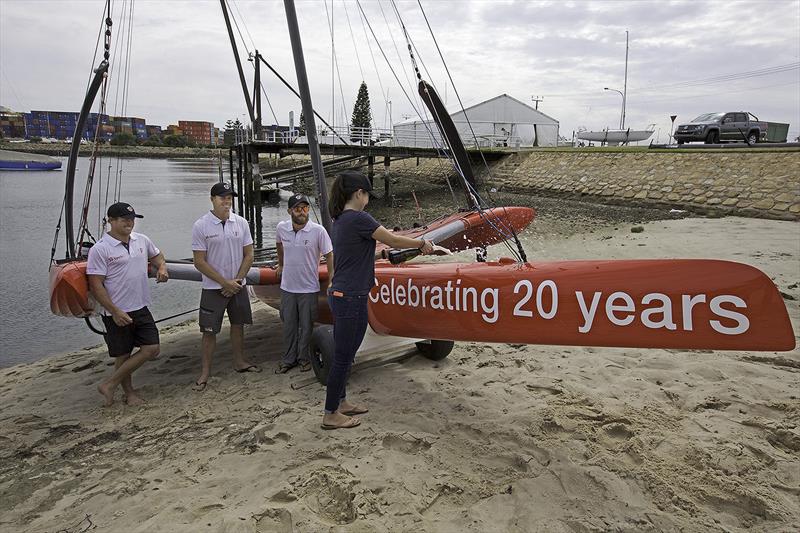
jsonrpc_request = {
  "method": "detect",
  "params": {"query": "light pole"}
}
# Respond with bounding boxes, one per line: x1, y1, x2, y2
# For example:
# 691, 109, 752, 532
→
604, 87, 624, 129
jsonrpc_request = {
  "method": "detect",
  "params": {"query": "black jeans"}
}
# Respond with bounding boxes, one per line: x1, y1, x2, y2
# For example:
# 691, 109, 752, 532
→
324, 292, 369, 413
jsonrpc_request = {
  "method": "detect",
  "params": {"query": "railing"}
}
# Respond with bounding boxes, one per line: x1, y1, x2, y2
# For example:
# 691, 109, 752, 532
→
246, 124, 521, 150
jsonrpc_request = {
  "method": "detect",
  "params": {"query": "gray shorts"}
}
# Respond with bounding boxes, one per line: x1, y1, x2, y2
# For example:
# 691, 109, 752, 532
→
199, 288, 252, 334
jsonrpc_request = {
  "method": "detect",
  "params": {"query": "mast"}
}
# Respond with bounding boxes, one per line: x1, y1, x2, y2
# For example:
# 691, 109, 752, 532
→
64, 61, 109, 259
622, 30, 628, 130
284, 0, 332, 232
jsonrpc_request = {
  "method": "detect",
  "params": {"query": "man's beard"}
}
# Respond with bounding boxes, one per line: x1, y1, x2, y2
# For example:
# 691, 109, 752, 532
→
291, 214, 308, 225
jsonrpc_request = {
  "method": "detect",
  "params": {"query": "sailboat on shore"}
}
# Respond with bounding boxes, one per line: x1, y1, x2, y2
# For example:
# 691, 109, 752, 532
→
577, 31, 655, 146
49, 2, 795, 381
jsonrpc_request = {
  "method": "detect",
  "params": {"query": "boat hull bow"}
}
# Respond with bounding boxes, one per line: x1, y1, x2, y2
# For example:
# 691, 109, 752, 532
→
367, 259, 795, 351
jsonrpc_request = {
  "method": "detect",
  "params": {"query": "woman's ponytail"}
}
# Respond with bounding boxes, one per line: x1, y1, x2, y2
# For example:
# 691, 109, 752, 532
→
328, 174, 348, 219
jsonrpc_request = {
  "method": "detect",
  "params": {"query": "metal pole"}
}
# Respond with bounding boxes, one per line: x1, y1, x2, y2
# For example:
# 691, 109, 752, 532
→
254, 50, 262, 139
219, 0, 256, 125
604, 87, 624, 130
622, 31, 628, 130
284, 0, 332, 232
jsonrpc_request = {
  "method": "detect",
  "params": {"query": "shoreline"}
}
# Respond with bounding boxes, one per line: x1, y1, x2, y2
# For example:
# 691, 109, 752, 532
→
0, 142, 231, 159
1, 215, 798, 531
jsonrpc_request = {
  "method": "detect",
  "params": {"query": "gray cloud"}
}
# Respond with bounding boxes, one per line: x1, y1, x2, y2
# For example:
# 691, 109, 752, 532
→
1, 0, 798, 142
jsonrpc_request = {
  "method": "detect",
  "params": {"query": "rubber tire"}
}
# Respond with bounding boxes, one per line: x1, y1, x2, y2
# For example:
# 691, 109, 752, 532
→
416, 339, 455, 361
310, 325, 334, 385
747, 131, 759, 145
705, 130, 718, 144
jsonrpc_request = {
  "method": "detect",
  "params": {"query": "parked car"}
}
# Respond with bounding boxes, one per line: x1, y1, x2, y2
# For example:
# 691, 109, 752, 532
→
674, 112, 767, 145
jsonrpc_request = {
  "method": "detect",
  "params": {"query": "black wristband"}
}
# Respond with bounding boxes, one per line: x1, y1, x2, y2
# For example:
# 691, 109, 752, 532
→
417, 240, 425, 250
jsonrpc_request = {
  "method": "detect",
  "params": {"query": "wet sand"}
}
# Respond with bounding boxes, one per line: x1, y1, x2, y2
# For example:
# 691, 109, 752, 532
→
1, 216, 798, 532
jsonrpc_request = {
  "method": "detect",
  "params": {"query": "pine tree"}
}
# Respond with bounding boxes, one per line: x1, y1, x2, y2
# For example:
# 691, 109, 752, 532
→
350, 82, 372, 143
298, 111, 306, 136
223, 119, 244, 146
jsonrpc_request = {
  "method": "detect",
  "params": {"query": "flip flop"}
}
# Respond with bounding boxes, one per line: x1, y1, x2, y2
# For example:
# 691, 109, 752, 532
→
274, 363, 296, 374
192, 380, 207, 392
321, 416, 361, 430
298, 361, 312, 372
235, 364, 262, 373
340, 406, 369, 416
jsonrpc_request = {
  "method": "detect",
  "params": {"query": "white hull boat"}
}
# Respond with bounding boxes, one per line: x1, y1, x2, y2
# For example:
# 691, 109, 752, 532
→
577, 127, 654, 145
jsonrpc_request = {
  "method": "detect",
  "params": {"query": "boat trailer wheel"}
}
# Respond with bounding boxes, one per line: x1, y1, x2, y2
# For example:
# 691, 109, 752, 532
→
310, 325, 334, 385
415, 339, 455, 361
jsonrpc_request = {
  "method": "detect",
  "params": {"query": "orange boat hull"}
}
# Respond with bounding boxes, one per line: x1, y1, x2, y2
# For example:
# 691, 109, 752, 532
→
366, 259, 795, 351
53, 257, 795, 351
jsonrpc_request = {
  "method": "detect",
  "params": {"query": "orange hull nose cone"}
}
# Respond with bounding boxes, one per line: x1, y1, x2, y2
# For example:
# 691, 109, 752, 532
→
49, 260, 94, 317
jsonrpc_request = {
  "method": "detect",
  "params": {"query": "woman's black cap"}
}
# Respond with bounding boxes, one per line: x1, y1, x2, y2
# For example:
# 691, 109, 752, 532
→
340, 171, 373, 194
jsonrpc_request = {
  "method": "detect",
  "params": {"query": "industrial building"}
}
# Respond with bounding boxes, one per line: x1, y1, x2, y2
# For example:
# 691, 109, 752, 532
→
178, 120, 214, 145
392, 94, 559, 148
0, 106, 26, 138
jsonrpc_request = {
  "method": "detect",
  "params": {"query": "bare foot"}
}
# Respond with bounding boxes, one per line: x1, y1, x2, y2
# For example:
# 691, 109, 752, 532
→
97, 382, 116, 407
125, 391, 146, 406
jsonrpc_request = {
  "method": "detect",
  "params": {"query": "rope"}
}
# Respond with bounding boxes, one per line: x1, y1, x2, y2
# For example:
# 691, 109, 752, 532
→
85, 307, 201, 336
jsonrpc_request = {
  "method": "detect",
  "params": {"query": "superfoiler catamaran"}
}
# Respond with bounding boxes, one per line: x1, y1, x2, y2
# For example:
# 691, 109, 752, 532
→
50, 1, 795, 386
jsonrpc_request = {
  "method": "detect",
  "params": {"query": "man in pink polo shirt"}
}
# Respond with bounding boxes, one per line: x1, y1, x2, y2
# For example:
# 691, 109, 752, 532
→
87, 202, 169, 407
191, 182, 260, 391
275, 193, 334, 374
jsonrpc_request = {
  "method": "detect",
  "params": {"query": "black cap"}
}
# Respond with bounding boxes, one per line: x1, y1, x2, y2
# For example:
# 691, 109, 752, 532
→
340, 170, 373, 194
210, 182, 236, 196
107, 202, 143, 219
288, 193, 310, 209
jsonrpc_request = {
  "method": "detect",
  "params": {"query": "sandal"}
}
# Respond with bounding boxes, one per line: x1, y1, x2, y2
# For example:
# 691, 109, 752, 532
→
274, 363, 296, 374
192, 380, 207, 392
321, 416, 361, 430
299, 361, 312, 372
235, 364, 262, 373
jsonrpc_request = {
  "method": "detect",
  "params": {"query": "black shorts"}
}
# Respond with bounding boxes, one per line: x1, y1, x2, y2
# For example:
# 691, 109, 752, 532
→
199, 288, 252, 334
102, 307, 159, 357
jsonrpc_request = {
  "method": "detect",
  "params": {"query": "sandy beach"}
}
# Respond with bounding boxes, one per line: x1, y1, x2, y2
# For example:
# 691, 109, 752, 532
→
1, 215, 798, 532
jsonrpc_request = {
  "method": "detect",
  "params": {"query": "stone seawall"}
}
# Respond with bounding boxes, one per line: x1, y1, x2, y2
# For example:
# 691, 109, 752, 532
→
487, 150, 800, 220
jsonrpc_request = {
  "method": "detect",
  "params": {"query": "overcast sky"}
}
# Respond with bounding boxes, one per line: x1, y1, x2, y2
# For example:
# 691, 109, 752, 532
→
1, 0, 798, 142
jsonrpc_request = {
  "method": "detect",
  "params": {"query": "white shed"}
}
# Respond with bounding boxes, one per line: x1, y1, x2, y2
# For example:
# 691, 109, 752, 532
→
392, 94, 559, 148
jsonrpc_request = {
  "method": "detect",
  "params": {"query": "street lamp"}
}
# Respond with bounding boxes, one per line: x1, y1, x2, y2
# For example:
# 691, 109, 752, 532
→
604, 87, 624, 129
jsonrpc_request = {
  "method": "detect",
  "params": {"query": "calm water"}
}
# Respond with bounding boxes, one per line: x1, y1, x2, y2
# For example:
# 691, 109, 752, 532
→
0, 157, 296, 367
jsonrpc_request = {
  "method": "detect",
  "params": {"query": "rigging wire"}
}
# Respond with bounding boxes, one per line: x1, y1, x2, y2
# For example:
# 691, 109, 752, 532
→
341, 0, 378, 131
324, 0, 350, 130
230, 0, 257, 52
416, 0, 492, 180
354, 0, 390, 127
341, 0, 365, 83
405, 1, 526, 259
225, 0, 282, 127
377, 0, 424, 114
356, 0, 466, 209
